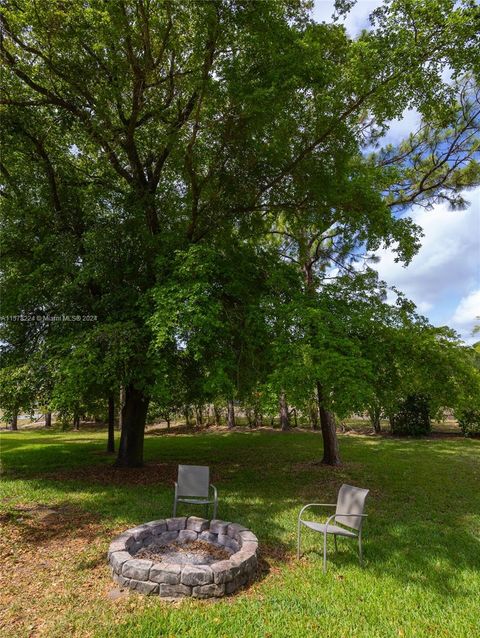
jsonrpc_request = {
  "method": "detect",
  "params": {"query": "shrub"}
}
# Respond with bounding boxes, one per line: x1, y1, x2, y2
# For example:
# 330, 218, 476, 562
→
391, 394, 431, 436
456, 409, 480, 436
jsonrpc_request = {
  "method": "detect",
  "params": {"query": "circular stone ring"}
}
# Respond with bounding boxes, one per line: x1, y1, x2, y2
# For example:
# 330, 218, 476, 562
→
108, 517, 259, 598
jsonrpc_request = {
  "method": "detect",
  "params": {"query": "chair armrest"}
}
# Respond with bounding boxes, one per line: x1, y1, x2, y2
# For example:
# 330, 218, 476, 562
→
210, 484, 218, 500
298, 503, 336, 522
174, 482, 178, 497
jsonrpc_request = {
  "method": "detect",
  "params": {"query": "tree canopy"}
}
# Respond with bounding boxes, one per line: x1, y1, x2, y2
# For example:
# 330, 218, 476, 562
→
1, 0, 479, 465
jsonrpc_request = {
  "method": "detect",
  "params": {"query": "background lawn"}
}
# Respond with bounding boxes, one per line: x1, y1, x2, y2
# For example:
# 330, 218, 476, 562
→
0, 428, 479, 638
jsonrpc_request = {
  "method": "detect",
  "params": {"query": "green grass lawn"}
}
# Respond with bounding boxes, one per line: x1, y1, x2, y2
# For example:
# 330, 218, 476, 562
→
0, 428, 479, 638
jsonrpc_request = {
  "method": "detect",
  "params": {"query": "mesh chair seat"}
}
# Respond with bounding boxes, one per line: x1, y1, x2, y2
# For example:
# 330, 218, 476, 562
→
301, 520, 357, 538
177, 497, 214, 505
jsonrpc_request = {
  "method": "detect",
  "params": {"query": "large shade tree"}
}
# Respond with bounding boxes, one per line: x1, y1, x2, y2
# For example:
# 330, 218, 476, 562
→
1, 0, 479, 465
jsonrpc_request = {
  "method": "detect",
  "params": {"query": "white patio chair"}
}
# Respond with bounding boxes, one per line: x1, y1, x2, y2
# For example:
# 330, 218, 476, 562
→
297, 483, 369, 573
173, 464, 218, 519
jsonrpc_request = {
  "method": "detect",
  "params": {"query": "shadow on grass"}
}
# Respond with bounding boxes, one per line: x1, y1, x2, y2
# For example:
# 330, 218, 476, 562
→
1, 430, 479, 602
0, 501, 106, 545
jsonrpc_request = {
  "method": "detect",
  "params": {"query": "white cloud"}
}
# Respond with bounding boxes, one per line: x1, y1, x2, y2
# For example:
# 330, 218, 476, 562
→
381, 109, 422, 147
311, 0, 336, 23
451, 290, 480, 329
375, 198, 479, 302
416, 301, 433, 314
373, 187, 480, 341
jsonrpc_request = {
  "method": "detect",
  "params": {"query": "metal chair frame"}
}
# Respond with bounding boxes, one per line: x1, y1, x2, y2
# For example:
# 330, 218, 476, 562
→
297, 484, 369, 573
173, 464, 218, 519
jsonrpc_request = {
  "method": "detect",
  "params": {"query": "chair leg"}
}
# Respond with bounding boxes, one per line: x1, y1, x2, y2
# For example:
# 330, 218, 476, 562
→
323, 531, 328, 574
297, 521, 302, 559
334, 534, 338, 553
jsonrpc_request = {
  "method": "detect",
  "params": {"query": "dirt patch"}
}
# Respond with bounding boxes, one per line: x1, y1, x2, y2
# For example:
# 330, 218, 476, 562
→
247, 541, 294, 588
259, 541, 293, 565
0, 501, 123, 637
30, 461, 230, 487
35, 462, 179, 486
0, 503, 102, 544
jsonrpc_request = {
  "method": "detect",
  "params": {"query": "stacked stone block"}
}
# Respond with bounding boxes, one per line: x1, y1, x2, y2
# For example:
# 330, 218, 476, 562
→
108, 517, 259, 598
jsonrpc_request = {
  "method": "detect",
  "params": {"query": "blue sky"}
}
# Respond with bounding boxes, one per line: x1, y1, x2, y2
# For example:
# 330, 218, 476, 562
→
312, 0, 480, 343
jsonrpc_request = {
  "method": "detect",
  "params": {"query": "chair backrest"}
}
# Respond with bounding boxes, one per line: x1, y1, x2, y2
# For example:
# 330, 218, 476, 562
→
335, 484, 369, 530
177, 465, 210, 497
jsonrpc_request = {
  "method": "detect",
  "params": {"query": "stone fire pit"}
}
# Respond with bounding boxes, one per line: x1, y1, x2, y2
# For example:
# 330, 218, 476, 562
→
108, 517, 258, 598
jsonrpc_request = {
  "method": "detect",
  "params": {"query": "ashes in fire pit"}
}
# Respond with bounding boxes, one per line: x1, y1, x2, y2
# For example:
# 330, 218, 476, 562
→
108, 517, 259, 598
135, 540, 232, 565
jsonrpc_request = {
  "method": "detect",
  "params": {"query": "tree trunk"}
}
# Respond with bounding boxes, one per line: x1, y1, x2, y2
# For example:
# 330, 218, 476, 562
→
119, 387, 125, 431
227, 399, 235, 429
316, 381, 341, 465
213, 404, 222, 426
115, 385, 149, 467
388, 415, 395, 432
205, 405, 211, 425
369, 407, 381, 433
11, 412, 18, 431
292, 408, 298, 428
73, 414, 80, 430
107, 395, 115, 453
310, 398, 319, 430
254, 408, 262, 428
246, 408, 254, 428
279, 392, 290, 431
166, 415, 171, 430
195, 405, 203, 427
45, 411, 52, 428
184, 406, 191, 427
